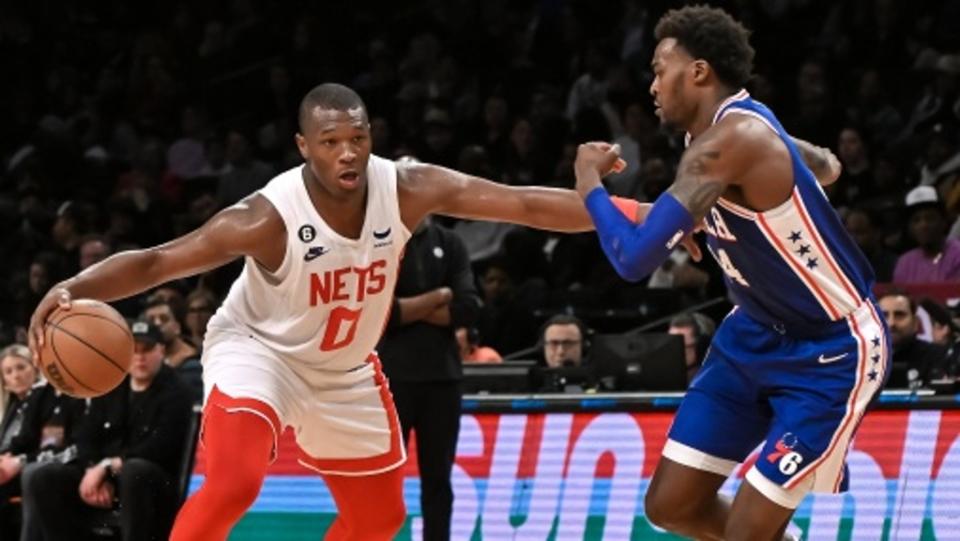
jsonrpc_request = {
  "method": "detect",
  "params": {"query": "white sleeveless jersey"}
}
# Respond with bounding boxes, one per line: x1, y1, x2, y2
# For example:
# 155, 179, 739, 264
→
209, 155, 411, 381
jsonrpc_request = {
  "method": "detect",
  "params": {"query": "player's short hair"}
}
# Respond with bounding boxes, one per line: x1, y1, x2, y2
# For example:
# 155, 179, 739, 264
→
298, 83, 368, 133
654, 5, 755, 89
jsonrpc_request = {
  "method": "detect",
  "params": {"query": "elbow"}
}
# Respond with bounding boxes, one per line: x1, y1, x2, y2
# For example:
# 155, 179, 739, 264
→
139, 248, 171, 285
612, 258, 648, 283
816, 172, 838, 187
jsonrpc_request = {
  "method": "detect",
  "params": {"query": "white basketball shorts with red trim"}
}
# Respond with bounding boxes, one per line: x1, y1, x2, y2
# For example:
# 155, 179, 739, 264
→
200, 326, 406, 476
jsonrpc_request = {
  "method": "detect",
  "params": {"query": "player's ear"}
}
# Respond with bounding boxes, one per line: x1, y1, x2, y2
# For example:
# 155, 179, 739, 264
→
691, 59, 710, 84
295, 133, 309, 160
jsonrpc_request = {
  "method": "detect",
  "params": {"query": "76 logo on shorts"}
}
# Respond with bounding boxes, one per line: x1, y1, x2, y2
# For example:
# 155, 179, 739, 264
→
766, 432, 803, 476
777, 452, 804, 475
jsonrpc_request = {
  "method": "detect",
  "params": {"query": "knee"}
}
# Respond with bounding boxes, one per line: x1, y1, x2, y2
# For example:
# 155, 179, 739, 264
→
644, 484, 691, 531
23, 464, 60, 498
119, 458, 158, 480
22, 464, 70, 511
373, 498, 406, 538
205, 467, 264, 514
724, 518, 768, 541
118, 458, 172, 491
350, 496, 405, 539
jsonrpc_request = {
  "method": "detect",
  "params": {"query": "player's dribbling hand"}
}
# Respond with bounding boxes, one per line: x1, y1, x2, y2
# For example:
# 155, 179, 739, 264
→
28, 286, 73, 365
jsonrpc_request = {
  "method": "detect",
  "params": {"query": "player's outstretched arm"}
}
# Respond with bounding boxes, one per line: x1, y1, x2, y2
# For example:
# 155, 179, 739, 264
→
576, 128, 735, 281
397, 161, 622, 233
791, 137, 841, 186
29, 195, 283, 351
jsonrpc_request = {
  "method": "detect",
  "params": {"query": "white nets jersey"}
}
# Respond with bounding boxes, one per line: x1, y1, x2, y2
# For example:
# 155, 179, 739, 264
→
209, 155, 411, 385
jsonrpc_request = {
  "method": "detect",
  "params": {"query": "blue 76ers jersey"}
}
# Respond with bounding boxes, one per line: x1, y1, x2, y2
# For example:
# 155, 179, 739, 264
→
702, 91, 875, 335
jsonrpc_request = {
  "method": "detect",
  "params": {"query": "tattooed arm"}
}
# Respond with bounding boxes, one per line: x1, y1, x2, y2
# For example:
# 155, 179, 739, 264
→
575, 140, 711, 282
666, 131, 728, 223
575, 118, 762, 281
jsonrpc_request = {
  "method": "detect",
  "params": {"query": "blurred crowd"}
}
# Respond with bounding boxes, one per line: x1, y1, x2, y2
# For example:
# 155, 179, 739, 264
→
0, 0, 957, 364
1, 1, 959, 354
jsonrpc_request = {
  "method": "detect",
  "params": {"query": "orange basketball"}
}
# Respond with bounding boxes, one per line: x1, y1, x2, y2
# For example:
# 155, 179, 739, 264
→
38, 299, 133, 398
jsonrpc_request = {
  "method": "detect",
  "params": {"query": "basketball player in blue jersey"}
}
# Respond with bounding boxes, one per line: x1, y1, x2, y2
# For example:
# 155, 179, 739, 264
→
575, 6, 890, 541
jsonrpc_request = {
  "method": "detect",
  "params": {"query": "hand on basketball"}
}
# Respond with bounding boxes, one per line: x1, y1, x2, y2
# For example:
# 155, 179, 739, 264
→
27, 286, 73, 364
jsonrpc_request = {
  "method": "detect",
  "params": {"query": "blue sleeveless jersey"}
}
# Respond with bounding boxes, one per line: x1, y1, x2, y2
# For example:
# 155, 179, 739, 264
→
701, 90, 875, 336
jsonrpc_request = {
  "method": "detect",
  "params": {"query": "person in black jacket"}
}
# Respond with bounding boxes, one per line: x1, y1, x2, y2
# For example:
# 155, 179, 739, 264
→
22, 320, 192, 541
378, 217, 482, 541
0, 342, 85, 540
13, 379, 86, 541
0, 343, 41, 533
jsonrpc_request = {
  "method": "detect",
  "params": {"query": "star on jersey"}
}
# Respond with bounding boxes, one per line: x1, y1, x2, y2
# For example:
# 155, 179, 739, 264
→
871, 353, 881, 364
806, 257, 819, 269
795, 244, 811, 256
868, 370, 879, 381
871, 336, 881, 348
788, 231, 803, 243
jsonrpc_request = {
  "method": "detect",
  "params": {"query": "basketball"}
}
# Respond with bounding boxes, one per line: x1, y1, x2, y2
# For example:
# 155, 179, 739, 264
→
37, 299, 133, 398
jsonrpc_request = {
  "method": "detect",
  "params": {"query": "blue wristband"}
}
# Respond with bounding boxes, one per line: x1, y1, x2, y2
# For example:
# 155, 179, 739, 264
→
584, 188, 695, 281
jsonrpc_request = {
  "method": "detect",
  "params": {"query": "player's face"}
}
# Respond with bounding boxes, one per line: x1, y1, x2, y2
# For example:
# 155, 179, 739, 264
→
879, 295, 917, 346
1, 355, 37, 398
650, 38, 697, 131
296, 107, 372, 197
543, 324, 583, 368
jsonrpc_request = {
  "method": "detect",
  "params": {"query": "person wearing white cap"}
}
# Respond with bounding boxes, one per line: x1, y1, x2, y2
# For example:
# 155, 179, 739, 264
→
892, 185, 960, 283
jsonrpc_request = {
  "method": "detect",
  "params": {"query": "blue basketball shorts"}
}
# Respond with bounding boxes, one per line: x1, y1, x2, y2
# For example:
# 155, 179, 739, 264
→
662, 300, 891, 508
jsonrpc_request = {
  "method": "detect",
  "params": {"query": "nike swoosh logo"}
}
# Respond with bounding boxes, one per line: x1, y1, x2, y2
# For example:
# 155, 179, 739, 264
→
373, 227, 391, 240
818, 352, 848, 364
304, 246, 329, 261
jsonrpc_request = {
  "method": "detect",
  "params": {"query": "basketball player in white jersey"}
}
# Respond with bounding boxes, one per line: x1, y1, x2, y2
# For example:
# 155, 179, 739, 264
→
27, 83, 662, 541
